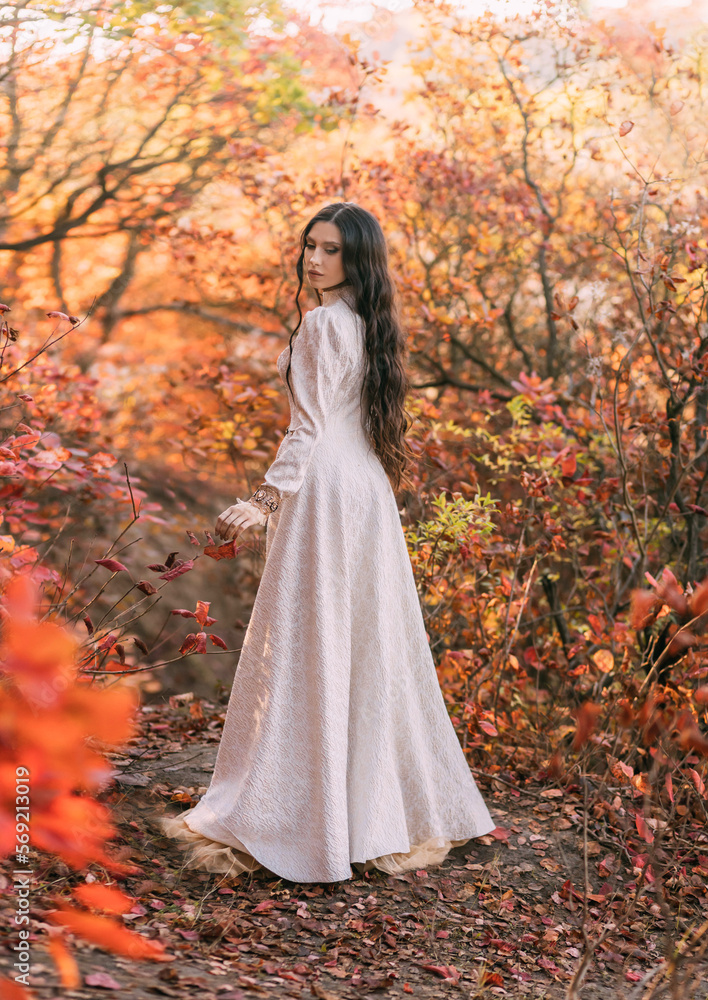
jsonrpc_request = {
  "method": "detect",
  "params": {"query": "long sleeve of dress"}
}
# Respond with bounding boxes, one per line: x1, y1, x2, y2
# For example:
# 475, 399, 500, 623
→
262, 305, 350, 499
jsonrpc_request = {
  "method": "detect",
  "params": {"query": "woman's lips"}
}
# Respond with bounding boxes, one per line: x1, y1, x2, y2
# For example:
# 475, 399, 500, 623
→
308, 270, 323, 276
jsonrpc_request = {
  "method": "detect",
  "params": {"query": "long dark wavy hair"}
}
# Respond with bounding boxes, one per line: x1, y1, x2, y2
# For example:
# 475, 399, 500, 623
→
284, 202, 411, 493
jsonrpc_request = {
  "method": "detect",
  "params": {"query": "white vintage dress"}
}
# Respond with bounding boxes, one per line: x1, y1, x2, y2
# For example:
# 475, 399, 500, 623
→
160, 284, 495, 882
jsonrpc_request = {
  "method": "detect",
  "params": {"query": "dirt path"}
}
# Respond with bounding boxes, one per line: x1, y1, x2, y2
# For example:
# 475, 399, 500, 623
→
1, 699, 702, 999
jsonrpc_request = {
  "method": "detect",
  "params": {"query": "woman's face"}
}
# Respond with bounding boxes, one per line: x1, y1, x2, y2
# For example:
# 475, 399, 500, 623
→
304, 220, 346, 291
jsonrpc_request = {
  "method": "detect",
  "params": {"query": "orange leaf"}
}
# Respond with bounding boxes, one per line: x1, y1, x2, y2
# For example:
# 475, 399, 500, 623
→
47, 932, 80, 988
631, 773, 652, 795
204, 540, 240, 560
0, 620, 77, 695
0, 977, 37, 999
592, 650, 614, 674
194, 600, 210, 627
72, 883, 135, 915
65, 685, 138, 745
30, 796, 117, 870
46, 903, 173, 961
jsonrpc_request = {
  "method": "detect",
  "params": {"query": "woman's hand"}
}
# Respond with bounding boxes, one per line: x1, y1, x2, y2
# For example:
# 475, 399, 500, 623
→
215, 500, 267, 541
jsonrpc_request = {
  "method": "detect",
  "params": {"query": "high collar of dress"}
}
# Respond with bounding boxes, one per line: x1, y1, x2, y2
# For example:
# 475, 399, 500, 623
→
321, 283, 356, 309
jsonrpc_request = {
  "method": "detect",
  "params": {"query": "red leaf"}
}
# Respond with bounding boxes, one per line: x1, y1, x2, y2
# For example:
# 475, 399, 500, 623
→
561, 452, 577, 478
186, 530, 200, 546
630, 590, 657, 629
420, 965, 460, 982
689, 579, 708, 618
677, 716, 708, 755
171, 609, 196, 619
136, 580, 157, 595
210, 634, 228, 650
572, 701, 602, 750
133, 637, 149, 655
83, 614, 94, 635
666, 627, 695, 659
159, 559, 195, 582
95, 558, 129, 574
204, 540, 241, 560
194, 600, 210, 627
479, 720, 498, 737
147, 563, 168, 573
665, 773, 673, 802
635, 812, 654, 844
657, 568, 688, 616
85, 973, 122, 990
688, 768, 705, 797
194, 632, 207, 654
179, 633, 197, 655
480, 970, 504, 986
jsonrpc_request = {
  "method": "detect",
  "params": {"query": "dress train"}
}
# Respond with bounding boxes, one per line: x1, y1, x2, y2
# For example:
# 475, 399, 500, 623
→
159, 808, 470, 879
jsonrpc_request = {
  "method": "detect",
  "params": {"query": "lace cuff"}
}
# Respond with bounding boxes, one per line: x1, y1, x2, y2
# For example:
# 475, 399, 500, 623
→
248, 482, 281, 517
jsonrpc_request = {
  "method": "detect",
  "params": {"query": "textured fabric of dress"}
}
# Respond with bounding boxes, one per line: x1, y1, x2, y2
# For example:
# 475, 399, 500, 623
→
159, 284, 496, 883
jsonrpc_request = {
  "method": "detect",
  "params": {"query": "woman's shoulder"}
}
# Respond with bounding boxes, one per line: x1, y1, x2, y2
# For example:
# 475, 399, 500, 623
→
303, 300, 361, 337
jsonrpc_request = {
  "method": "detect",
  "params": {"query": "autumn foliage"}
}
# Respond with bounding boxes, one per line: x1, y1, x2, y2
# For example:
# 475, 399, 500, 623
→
1, 0, 708, 994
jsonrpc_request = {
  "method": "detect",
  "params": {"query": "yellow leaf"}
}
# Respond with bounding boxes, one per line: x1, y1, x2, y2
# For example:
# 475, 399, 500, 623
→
0, 535, 15, 554
592, 649, 614, 674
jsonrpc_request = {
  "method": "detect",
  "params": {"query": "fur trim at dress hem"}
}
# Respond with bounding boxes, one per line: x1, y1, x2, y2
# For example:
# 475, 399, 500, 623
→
159, 809, 472, 881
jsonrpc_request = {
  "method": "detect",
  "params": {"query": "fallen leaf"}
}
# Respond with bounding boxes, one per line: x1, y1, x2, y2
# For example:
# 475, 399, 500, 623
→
84, 973, 123, 990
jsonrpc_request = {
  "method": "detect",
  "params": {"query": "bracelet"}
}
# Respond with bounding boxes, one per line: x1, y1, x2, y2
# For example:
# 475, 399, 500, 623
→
248, 482, 281, 516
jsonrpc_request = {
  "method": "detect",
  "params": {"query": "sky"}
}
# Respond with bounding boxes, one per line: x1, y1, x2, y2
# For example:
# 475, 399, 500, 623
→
292, 0, 696, 32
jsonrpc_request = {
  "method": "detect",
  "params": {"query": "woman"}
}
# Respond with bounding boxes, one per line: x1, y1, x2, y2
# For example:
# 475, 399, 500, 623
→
160, 202, 495, 883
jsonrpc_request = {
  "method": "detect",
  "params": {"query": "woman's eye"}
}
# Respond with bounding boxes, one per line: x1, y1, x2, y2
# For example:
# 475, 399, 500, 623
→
306, 244, 338, 254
